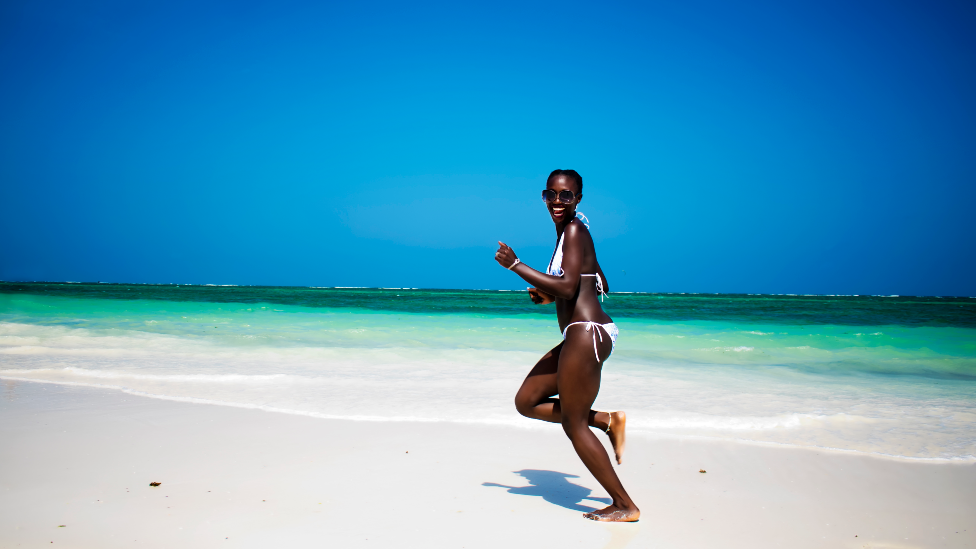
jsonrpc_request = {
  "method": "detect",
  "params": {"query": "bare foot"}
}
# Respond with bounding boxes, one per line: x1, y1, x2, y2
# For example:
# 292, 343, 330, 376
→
583, 505, 640, 522
606, 411, 626, 464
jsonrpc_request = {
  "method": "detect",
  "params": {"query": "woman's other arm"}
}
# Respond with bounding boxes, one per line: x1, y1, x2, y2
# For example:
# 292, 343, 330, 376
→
527, 287, 555, 304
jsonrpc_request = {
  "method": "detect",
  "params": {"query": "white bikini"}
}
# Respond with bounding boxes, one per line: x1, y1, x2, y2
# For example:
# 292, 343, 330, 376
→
546, 215, 619, 361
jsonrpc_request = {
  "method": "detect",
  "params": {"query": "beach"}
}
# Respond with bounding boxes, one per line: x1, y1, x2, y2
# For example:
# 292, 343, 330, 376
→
4, 0, 975, 544
1, 284, 975, 547
2, 380, 974, 548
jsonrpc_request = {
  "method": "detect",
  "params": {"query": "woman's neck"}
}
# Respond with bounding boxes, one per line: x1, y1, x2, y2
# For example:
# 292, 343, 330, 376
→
555, 216, 575, 237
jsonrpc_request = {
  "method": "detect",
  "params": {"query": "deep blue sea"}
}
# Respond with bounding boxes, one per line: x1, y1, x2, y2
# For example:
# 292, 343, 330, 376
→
2, 283, 974, 460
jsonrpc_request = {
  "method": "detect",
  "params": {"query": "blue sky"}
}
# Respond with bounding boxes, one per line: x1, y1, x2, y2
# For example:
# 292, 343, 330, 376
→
1, 0, 974, 295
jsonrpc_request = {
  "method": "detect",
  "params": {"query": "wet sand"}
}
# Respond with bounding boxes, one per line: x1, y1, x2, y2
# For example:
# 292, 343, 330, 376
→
1, 380, 974, 548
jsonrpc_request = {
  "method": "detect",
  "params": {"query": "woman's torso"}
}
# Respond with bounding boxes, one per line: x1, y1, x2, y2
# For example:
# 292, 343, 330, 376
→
547, 220, 613, 331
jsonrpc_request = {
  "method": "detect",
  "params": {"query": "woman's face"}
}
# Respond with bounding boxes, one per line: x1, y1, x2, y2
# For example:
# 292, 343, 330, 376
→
546, 175, 581, 224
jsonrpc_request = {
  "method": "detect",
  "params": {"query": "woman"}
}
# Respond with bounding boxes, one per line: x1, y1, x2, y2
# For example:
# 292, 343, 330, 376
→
494, 169, 640, 522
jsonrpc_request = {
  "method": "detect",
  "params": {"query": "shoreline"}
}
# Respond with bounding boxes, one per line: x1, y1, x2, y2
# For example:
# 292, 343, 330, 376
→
2, 380, 974, 548
2, 375, 972, 465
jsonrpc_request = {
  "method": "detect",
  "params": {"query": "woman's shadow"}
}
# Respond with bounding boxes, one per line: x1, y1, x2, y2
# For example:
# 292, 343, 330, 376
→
483, 469, 612, 512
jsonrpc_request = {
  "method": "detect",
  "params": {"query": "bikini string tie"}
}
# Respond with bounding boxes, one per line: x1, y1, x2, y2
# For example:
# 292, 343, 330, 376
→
581, 273, 608, 302
580, 321, 604, 362
575, 211, 590, 229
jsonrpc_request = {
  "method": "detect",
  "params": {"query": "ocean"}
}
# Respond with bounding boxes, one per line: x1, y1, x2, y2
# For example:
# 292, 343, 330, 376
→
1, 282, 974, 461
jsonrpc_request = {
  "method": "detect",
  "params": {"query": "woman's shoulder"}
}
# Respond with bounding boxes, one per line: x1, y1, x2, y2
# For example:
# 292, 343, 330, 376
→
563, 218, 593, 243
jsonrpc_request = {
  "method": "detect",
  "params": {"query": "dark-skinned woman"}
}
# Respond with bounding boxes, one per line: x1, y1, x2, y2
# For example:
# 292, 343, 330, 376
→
494, 169, 640, 522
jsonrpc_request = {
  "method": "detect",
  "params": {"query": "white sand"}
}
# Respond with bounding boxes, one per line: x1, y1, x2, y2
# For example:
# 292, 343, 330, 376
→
1, 380, 974, 548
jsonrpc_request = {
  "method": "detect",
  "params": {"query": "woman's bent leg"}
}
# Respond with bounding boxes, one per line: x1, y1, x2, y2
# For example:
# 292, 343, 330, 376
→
515, 344, 622, 439
557, 327, 639, 522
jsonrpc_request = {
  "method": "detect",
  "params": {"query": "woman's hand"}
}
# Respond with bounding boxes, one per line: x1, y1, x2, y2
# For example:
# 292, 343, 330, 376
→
528, 287, 555, 305
495, 241, 519, 269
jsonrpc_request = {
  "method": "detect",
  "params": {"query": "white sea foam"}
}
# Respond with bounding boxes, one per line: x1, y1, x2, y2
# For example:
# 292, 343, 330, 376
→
632, 413, 804, 430
0, 375, 518, 426
1, 310, 974, 461
0, 368, 294, 383
693, 346, 754, 352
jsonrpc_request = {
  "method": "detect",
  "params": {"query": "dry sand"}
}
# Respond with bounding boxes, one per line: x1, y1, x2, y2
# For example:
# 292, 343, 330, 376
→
1, 380, 973, 548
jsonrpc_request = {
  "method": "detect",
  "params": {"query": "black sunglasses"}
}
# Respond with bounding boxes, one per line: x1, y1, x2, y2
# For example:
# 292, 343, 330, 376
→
541, 189, 579, 203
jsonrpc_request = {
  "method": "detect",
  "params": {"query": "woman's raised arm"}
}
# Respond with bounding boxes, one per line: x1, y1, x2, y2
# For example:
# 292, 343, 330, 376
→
494, 223, 589, 300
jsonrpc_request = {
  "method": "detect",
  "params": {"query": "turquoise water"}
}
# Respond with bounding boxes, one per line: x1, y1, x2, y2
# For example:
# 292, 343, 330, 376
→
1, 283, 974, 460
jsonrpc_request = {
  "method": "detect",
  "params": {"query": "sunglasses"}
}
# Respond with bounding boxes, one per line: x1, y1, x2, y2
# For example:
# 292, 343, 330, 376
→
541, 189, 579, 203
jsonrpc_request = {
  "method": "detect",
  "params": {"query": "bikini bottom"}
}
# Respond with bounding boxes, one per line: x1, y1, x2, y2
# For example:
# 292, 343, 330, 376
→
561, 321, 619, 361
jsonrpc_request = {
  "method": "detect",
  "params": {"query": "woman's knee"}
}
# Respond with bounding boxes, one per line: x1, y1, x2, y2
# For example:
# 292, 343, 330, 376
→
514, 379, 554, 417
514, 392, 534, 417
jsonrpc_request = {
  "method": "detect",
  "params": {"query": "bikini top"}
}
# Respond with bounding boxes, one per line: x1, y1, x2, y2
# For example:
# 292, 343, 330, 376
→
546, 213, 607, 300
546, 230, 567, 277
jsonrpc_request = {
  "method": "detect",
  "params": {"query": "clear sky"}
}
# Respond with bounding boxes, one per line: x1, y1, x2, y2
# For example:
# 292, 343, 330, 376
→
2, 0, 974, 295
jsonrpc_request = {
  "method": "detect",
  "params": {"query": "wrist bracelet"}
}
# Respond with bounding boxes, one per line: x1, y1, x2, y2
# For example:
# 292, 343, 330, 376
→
507, 258, 521, 270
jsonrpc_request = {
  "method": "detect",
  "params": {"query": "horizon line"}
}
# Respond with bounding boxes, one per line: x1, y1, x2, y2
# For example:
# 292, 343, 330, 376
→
1, 280, 973, 299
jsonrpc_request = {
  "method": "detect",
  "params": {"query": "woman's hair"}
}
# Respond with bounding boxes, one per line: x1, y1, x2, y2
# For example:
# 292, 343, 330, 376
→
547, 169, 583, 194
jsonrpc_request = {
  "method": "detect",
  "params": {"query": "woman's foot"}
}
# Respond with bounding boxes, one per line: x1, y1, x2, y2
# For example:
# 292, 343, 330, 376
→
606, 411, 627, 464
583, 504, 640, 522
